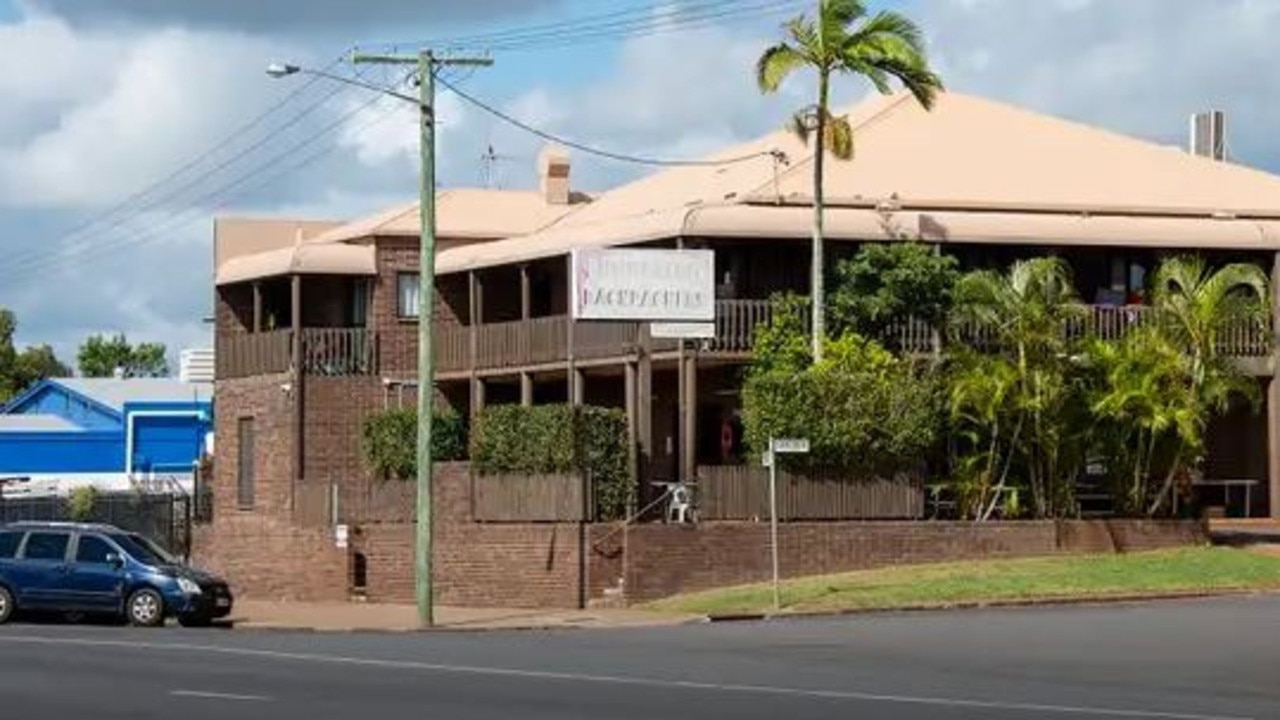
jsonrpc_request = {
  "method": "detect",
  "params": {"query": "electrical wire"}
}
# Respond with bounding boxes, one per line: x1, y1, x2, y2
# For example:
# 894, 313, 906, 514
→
437, 74, 782, 168
0, 70, 425, 282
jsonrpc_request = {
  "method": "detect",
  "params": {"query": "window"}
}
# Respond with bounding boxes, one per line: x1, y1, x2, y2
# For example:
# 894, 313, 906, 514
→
0, 531, 21, 559
22, 532, 70, 561
75, 535, 116, 565
237, 417, 255, 509
397, 273, 420, 318
109, 533, 174, 567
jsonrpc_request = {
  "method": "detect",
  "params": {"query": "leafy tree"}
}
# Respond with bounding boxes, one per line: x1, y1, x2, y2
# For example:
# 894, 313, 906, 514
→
757, 0, 942, 362
744, 308, 941, 477
77, 333, 169, 378
829, 242, 960, 338
0, 308, 71, 403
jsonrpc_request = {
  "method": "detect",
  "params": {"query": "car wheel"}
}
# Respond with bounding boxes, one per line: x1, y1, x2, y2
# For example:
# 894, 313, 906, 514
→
0, 586, 14, 625
126, 588, 165, 627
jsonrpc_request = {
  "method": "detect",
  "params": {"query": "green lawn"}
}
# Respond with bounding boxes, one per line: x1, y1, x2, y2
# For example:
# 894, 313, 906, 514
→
647, 547, 1280, 616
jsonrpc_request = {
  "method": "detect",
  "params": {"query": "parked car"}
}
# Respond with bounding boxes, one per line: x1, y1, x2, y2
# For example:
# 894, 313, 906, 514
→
0, 521, 232, 627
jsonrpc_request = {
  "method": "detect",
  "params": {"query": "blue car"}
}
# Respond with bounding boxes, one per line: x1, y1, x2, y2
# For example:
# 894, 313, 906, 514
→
0, 521, 233, 627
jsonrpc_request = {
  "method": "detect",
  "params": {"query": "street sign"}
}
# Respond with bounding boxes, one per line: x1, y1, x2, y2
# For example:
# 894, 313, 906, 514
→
650, 321, 716, 339
771, 438, 810, 454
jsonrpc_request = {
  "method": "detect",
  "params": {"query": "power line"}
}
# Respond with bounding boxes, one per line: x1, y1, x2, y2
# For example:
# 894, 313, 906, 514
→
35, 54, 350, 247
438, 74, 783, 168
0, 70, 425, 281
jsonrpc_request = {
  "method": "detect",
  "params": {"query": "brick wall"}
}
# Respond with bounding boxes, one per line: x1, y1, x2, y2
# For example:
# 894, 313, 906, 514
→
214, 373, 295, 516
351, 463, 584, 608
302, 376, 384, 483
372, 238, 466, 375
192, 518, 348, 602
589, 519, 1209, 604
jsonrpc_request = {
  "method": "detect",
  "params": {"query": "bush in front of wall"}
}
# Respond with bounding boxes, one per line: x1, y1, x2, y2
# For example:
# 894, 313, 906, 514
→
470, 403, 630, 521
361, 408, 467, 480
67, 485, 98, 522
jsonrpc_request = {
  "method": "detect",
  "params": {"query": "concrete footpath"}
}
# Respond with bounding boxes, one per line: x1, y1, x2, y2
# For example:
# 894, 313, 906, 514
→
227, 600, 697, 632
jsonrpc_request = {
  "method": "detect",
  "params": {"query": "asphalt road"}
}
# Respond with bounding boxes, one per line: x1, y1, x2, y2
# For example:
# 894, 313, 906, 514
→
0, 595, 1276, 720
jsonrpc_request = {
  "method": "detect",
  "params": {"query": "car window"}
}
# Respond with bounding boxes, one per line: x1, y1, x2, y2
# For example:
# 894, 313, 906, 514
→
108, 533, 172, 567
0, 531, 21, 559
22, 532, 70, 561
75, 535, 116, 565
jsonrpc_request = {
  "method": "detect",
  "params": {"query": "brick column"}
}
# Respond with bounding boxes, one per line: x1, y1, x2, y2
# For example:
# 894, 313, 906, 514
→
1269, 251, 1280, 518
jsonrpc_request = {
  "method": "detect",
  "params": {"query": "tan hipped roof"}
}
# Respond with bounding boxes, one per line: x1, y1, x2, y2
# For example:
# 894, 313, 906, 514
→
436, 91, 1280, 274
214, 217, 341, 269
215, 242, 376, 286
310, 188, 588, 244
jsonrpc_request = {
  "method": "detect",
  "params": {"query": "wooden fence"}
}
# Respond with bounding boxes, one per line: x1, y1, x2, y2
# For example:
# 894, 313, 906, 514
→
216, 330, 292, 379
696, 465, 924, 520
293, 480, 416, 526
472, 473, 588, 522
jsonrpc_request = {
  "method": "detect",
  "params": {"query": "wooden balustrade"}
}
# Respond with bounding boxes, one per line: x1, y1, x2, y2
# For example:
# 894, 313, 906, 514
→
215, 330, 292, 379
301, 328, 379, 376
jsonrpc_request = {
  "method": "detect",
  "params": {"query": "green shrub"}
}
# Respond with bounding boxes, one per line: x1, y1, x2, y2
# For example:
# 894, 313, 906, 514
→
67, 485, 98, 522
361, 408, 467, 480
744, 328, 942, 477
471, 404, 631, 520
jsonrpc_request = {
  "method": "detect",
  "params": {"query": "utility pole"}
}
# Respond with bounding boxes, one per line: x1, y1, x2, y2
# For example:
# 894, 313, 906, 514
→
350, 49, 492, 629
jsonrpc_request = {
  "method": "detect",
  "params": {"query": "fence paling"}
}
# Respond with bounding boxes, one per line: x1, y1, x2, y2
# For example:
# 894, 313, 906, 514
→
473, 474, 587, 522
696, 466, 923, 520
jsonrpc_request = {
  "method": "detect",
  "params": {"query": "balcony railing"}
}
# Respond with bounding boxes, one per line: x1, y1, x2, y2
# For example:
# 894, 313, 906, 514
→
216, 330, 292, 379
216, 328, 378, 379
221, 302, 1272, 380
301, 328, 379, 376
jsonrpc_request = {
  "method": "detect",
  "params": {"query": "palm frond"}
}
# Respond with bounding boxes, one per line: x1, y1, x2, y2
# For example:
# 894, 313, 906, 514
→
786, 110, 812, 146
824, 113, 854, 160
756, 42, 808, 93
847, 10, 926, 54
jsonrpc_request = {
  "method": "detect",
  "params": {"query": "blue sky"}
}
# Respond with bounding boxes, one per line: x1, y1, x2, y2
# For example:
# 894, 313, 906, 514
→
2, 0, 1280, 367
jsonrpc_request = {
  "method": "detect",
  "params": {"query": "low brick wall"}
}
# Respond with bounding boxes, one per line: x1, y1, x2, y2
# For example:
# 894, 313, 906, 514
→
349, 463, 585, 608
191, 516, 348, 602
589, 519, 1209, 604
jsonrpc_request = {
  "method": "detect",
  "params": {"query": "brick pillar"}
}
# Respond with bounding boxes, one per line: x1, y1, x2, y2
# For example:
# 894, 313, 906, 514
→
1270, 251, 1280, 518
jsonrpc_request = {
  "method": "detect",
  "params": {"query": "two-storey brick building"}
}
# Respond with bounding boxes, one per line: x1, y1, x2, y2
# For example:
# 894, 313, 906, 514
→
205, 91, 1280, 604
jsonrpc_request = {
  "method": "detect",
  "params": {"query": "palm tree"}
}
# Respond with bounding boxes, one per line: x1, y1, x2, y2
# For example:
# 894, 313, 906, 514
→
950, 258, 1086, 517
1140, 256, 1270, 514
756, 0, 943, 362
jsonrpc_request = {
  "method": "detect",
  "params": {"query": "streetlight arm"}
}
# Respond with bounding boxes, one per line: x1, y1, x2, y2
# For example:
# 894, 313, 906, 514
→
270, 63, 423, 108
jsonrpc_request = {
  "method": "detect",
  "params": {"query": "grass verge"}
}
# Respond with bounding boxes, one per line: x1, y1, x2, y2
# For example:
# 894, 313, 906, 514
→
646, 547, 1280, 616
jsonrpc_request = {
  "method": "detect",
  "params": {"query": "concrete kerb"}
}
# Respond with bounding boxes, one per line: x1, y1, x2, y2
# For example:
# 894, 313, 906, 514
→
703, 588, 1280, 624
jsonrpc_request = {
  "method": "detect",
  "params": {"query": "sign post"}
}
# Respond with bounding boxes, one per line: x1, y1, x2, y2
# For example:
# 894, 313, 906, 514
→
767, 437, 809, 612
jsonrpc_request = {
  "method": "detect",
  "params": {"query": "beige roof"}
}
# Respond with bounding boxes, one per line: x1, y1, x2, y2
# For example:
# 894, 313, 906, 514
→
436, 91, 1280, 274
310, 188, 589, 244
215, 242, 376, 286
214, 217, 342, 270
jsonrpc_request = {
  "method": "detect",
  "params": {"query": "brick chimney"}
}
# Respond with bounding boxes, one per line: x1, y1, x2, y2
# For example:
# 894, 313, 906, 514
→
538, 145, 571, 205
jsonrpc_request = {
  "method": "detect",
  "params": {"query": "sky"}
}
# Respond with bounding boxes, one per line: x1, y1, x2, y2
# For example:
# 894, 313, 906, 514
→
1, 0, 1279, 367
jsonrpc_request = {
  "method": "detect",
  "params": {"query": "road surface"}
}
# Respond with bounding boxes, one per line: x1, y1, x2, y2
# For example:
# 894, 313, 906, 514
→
0, 595, 1275, 719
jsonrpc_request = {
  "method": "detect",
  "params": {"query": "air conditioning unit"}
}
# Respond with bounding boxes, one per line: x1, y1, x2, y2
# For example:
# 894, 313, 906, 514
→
1190, 110, 1226, 161
180, 348, 215, 383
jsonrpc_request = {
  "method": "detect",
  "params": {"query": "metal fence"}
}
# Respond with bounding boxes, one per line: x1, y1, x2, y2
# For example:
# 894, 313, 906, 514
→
0, 491, 193, 557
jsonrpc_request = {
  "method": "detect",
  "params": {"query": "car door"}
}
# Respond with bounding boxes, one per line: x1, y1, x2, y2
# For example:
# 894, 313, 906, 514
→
13, 531, 73, 608
66, 534, 126, 611
0, 530, 24, 591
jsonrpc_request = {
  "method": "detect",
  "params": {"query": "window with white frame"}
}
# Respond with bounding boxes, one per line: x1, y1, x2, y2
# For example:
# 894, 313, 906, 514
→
397, 273, 420, 318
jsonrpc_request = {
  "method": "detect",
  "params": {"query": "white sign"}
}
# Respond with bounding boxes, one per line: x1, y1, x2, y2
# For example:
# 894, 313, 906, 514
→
571, 248, 715, 322
334, 524, 349, 549
771, 438, 811, 454
651, 322, 716, 339
761, 450, 773, 468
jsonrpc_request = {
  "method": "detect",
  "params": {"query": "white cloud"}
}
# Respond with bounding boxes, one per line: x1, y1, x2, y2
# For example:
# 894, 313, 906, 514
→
919, 0, 1280, 166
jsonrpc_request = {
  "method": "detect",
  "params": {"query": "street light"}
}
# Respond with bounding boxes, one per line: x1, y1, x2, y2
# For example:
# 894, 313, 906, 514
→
266, 50, 489, 629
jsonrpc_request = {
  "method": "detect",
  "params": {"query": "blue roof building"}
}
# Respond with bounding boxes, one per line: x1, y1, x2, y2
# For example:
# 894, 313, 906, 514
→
0, 378, 213, 495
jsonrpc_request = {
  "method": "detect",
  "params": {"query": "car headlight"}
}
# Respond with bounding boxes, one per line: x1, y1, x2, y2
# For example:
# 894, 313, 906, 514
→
177, 577, 202, 595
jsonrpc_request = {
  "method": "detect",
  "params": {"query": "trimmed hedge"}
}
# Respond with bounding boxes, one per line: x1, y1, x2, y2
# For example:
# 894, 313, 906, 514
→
361, 408, 467, 480
471, 404, 630, 521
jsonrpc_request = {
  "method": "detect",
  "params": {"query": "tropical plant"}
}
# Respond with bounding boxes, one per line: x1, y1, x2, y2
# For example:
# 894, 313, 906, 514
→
949, 258, 1089, 517
756, 0, 943, 362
